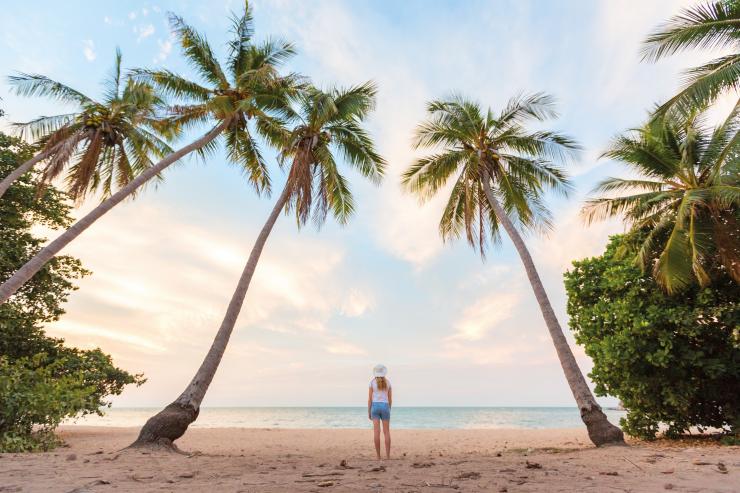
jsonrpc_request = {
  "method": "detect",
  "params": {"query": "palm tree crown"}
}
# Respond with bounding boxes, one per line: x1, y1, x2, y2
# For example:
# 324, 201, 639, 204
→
8, 49, 171, 200
402, 94, 625, 446
277, 83, 386, 226
136, 2, 301, 195
642, 1, 740, 114
130, 82, 385, 448
584, 103, 740, 292
403, 93, 578, 254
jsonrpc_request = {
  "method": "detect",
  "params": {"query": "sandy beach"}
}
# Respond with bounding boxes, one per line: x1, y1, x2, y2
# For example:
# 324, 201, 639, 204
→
0, 427, 736, 492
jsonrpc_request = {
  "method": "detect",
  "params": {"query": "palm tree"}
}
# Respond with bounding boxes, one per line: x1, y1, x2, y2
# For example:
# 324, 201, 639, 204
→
0, 48, 171, 201
132, 83, 386, 448
403, 94, 624, 446
642, 1, 740, 115
583, 103, 740, 292
0, 2, 298, 304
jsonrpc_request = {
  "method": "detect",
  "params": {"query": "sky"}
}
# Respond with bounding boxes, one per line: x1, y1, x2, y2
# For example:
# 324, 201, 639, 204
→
1, 0, 733, 408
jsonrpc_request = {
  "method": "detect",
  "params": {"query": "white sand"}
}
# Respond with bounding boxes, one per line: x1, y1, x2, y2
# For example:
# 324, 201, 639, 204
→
0, 426, 736, 492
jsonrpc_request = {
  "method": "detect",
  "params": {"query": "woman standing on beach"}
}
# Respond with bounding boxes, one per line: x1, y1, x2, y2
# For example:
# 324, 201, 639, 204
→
368, 364, 392, 460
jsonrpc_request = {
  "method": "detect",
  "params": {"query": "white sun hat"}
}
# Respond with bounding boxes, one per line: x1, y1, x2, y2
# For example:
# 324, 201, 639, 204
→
373, 364, 387, 377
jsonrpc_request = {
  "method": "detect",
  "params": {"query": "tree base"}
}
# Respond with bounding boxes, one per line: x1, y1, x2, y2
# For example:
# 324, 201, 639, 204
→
582, 406, 625, 446
129, 402, 198, 451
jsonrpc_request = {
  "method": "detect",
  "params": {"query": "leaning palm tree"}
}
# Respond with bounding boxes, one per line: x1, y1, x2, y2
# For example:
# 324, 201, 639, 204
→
642, 1, 740, 115
403, 94, 624, 446
132, 83, 386, 448
583, 103, 740, 292
0, 2, 298, 304
0, 48, 171, 201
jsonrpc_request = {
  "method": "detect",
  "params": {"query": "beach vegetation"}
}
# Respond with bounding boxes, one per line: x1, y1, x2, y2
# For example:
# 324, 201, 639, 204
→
402, 94, 624, 446
0, 3, 300, 305
565, 234, 740, 440
131, 3, 384, 449
583, 105, 740, 293
1, 48, 171, 201
642, 0, 740, 116
0, 132, 143, 452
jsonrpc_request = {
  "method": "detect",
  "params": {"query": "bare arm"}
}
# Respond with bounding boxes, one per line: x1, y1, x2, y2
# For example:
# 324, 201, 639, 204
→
368, 387, 373, 420
388, 387, 393, 408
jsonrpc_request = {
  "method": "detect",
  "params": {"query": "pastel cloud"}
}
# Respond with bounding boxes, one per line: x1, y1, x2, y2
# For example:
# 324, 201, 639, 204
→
135, 24, 155, 42
450, 292, 521, 342
82, 39, 96, 61
1, 0, 708, 408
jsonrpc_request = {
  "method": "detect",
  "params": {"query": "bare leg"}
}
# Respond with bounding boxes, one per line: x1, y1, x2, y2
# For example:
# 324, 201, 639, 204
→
372, 419, 381, 460
382, 419, 391, 459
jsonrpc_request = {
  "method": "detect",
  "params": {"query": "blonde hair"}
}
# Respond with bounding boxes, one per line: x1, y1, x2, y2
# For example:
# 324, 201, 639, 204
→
375, 376, 388, 391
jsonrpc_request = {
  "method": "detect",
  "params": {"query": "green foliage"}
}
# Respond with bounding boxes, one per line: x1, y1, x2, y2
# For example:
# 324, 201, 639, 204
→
8, 48, 172, 201
565, 235, 740, 440
0, 355, 94, 452
276, 83, 386, 226
403, 93, 578, 256
134, 0, 302, 196
0, 132, 143, 452
584, 106, 740, 293
642, 1, 740, 115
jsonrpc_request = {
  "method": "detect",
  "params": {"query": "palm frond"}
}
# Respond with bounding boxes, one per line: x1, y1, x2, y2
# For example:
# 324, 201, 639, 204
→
103, 47, 124, 102
316, 144, 355, 225
496, 92, 559, 129
8, 73, 95, 105
402, 150, 468, 199
133, 68, 212, 102
226, 1, 255, 78
642, 1, 740, 62
12, 113, 79, 141
169, 13, 229, 89
657, 54, 740, 115
329, 120, 386, 183
501, 130, 581, 163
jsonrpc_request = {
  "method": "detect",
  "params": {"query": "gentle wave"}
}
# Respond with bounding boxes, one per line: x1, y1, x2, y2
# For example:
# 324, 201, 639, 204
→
68, 407, 627, 430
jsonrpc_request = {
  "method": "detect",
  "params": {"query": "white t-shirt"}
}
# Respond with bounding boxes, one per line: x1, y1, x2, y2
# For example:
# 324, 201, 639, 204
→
370, 378, 391, 403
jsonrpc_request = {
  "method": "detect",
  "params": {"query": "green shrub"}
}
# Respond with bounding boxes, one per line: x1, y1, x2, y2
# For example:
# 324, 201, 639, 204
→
565, 235, 740, 440
0, 131, 144, 452
0, 355, 97, 452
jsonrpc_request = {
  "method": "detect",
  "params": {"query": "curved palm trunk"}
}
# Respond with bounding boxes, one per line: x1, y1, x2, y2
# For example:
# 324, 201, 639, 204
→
480, 173, 624, 446
131, 184, 292, 449
0, 122, 228, 304
0, 142, 64, 199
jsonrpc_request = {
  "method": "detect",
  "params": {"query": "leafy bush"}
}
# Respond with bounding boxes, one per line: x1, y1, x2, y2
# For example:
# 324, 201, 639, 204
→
0, 131, 144, 451
565, 235, 740, 440
0, 355, 97, 452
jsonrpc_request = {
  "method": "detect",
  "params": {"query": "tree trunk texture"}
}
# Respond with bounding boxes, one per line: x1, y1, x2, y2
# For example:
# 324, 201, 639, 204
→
480, 172, 624, 446
0, 142, 63, 199
0, 122, 229, 304
130, 184, 292, 449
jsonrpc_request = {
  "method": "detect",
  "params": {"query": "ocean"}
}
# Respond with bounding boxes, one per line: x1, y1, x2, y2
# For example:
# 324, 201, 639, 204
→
70, 407, 626, 429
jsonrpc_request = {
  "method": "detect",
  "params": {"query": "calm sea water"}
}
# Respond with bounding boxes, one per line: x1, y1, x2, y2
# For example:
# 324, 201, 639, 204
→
70, 407, 626, 430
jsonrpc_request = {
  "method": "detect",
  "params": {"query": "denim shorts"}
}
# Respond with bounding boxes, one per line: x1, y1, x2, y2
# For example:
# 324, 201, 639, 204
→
370, 402, 391, 421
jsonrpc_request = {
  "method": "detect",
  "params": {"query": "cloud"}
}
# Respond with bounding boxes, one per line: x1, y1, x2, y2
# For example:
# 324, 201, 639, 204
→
449, 292, 521, 342
155, 36, 173, 63
340, 289, 375, 317
590, 0, 700, 109
530, 203, 625, 273
135, 24, 155, 42
6, 0, 698, 408
82, 39, 96, 61
43, 194, 372, 403
325, 340, 365, 355
52, 319, 167, 354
